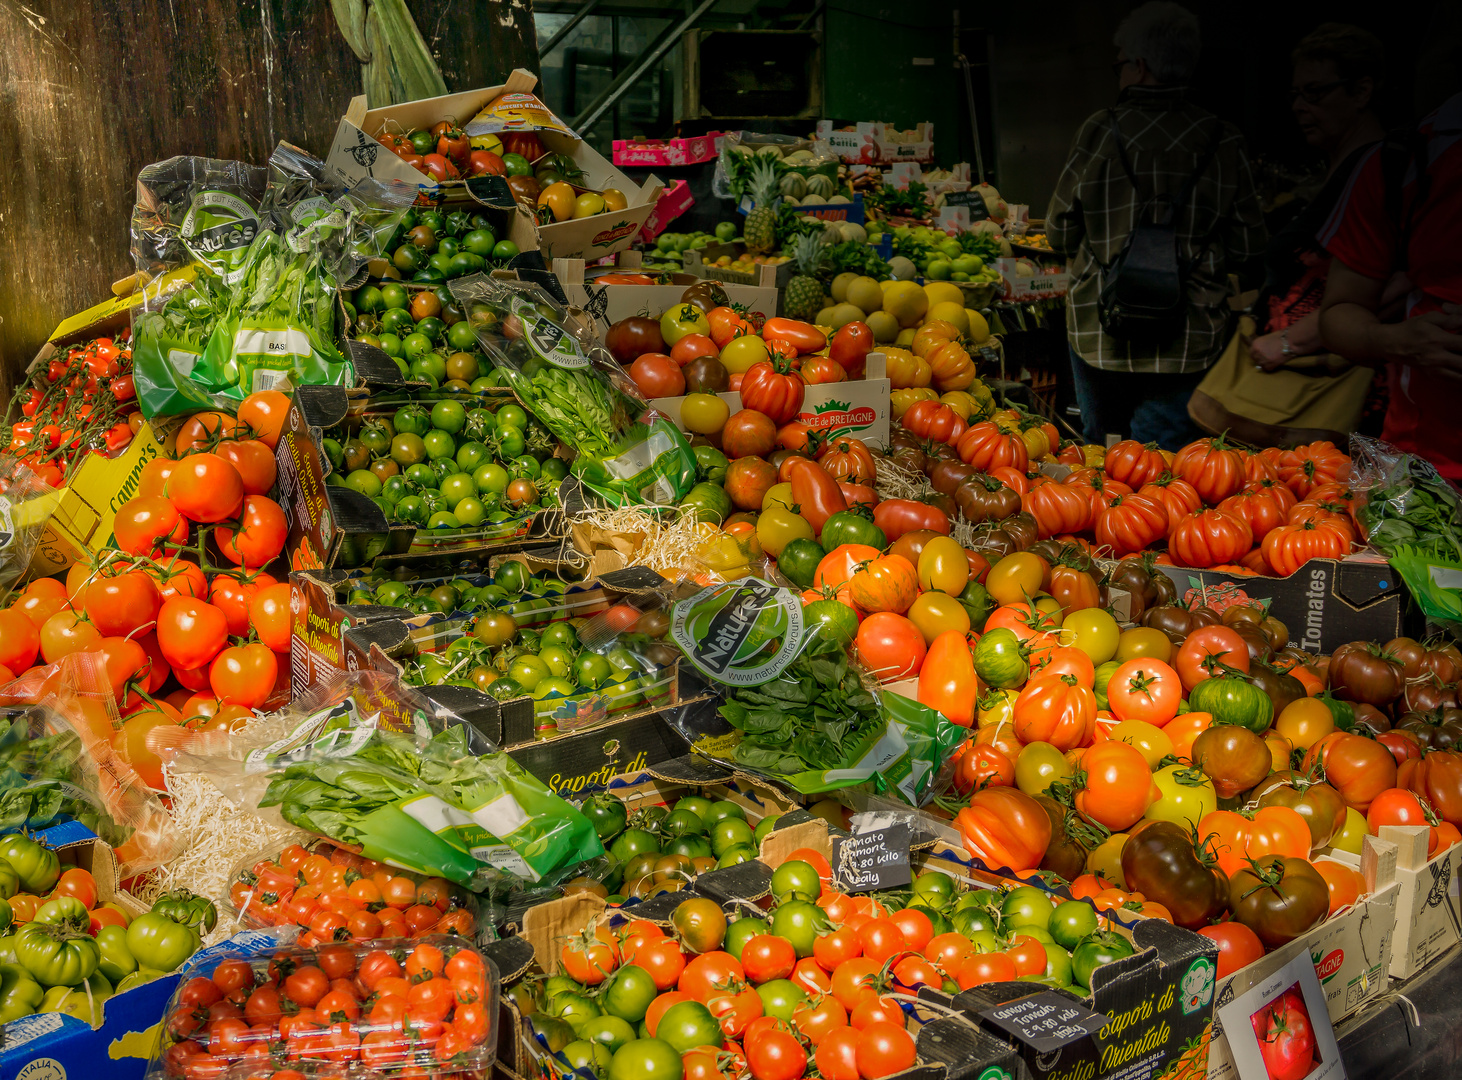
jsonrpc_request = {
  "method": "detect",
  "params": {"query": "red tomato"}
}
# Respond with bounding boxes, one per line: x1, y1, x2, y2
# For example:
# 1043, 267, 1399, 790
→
1175, 625, 1251, 691
628, 353, 685, 397
1196, 922, 1265, 978
854, 613, 925, 680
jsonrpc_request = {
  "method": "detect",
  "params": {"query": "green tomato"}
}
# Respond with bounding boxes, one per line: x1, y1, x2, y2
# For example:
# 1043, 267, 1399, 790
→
539, 645, 574, 678
601, 964, 659, 1023
40, 973, 111, 1024
574, 652, 613, 689
723, 916, 769, 960
125, 912, 197, 973
553, 992, 604, 1032
1001, 886, 1056, 932
15, 921, 100, 986
0, 835, 59, 894
912, 870, 956, 911
1070, 932, 1134, 989
423, 429, 457, 460
440, 473, 477, 505
394, 404, 431, 436
753, 815, 780, 843
609, 829, 659, 863
656, 1000, 722, 1053
608, 1038, 683, 1080
1050, 900, 1100, 951
563, 1039, 612, 1075
0, 962, 43, 1022
769, 900, 827, 958
755, 978, 806, 1020
770, 860, 821, 903
710, 818, 755, 857
114, 967, 167, 994
431, 399, 468, 434
95, 924, 137, 984
580, 794, 629, 841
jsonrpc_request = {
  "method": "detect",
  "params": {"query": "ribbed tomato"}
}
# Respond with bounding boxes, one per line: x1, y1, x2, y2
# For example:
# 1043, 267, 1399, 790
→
1261, 520, 1351, 576
1172, 435, 1246, 504
1169, 509, 1253, 568
1104, 440, 1168, 488
1288, 499, 1358, 543
1138, 475, 1203, 522
955, 788, 1052, 871
1012, 673, 1096, 750
818, 436, 877, 484
1278, 441, 1350, 499
1219, 487, 1290, 543
1022, 482, 1092, 539
1095, 493, 1168, 557
901, 400, 966, 445
956, 421, 1028, 472
848, 554, 918, 614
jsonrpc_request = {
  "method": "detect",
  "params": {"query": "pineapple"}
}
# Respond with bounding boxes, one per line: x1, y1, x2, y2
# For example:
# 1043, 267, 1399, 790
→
744, 157, 781, 254
783, 233, 829, 321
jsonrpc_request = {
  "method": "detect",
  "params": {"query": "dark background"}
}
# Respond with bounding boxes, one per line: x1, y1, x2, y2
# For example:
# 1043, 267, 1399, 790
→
1, 0, 1458, 400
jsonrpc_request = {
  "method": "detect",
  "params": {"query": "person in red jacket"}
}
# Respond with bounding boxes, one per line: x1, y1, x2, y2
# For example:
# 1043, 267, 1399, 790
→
1319, 91, 1462, 478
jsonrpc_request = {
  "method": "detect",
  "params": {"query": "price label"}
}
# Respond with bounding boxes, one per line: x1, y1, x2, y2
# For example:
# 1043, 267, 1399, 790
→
977, 991, 1110, 1054
832, 823, 912, 892
943, 190, 990, 222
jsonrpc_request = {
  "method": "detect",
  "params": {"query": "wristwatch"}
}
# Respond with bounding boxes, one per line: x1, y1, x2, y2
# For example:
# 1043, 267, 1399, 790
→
1280, 328, 1293, 359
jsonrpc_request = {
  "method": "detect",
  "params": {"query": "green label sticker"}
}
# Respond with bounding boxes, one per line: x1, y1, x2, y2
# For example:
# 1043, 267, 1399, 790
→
181, 190, 261, 283
671, 579, 805, 685
513, 296, 590, 370
1181, 957, 1215, 1014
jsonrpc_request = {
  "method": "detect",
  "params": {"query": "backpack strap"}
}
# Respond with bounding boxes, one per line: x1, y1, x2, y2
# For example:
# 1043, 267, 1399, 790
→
1173, 121, 1226, 216
1107, 109, 1145, 198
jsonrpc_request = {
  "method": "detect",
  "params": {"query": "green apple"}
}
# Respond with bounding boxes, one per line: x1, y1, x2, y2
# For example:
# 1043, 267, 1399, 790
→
715, 221, 738, 242
926, 259, 953, 280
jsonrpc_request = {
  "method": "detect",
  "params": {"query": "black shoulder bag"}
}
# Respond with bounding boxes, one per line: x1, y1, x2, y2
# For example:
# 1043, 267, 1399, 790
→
1096, 112, 1225, 345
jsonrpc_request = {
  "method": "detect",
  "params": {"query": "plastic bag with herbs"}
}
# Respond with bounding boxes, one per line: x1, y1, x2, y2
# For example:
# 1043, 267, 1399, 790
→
661, 577, 963, 805
449, 274, 697, 508
0, 457, 58, 592
1351, 434, 1462, 636
170, 672, 605, 892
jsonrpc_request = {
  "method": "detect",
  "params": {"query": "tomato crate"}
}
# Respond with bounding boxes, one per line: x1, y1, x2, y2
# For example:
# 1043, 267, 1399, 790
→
1202, 837, 1398, 1080
1380, 823, 1462, 979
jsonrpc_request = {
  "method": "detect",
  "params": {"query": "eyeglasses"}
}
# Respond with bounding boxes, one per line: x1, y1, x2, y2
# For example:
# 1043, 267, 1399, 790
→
1289, 80, 1347, 105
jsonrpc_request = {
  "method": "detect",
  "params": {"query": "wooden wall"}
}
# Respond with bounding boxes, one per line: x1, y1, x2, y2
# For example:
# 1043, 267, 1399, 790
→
0, 0, 538, 402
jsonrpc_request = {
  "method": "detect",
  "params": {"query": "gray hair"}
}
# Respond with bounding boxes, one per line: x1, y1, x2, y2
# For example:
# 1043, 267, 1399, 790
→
1113, 2, 1202, 85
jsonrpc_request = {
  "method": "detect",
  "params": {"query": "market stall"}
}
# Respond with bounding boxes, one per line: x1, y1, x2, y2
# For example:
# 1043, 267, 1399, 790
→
0, 71, 1460, 1080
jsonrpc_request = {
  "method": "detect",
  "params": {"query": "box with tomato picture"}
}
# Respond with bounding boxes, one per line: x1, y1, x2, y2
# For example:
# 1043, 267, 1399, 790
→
552, 252, 779, 337
324, 69, 664, 262
1203, 837, 1398, 1080
1149, 551, 1422, 656
1378, 823, 1462, 980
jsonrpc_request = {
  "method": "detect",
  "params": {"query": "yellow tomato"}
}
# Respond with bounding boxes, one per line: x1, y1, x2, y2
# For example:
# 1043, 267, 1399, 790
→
697, 533, 752, 578
761, 482, 795, 512
978, 688, 1019, 729
755, 506, 813, 558
574, 192, 607, 218
1033, 596, 1064, 625
1332, 807, 1369, 855
917, 536, 970, 595
602, 188, 628, 211
1015, 741, 1072, 797
537, 182, 576, 222
1115, 626, 1173, 663
986, 552, 1045, 606
681, 393, 729, 435
1274, 697, 1335, 751
1086, 833, 1129, 889
1107, 720, 1173, 768
906, 592, 971, 645
1264, 730, 1294, 772
721, 336, 770, 375
1063, 608, 1120, 664
469, 133, 504, 154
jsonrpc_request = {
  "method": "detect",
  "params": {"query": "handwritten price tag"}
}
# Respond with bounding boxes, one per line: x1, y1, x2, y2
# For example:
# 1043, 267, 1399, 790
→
832, 823, 912, 892
977, 991, 1110, 1054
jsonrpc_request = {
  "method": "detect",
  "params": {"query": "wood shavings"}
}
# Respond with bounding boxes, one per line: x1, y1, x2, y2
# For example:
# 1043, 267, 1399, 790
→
873, 457, 931, 501
570, 505, 710, 578
128, 766, 309, 947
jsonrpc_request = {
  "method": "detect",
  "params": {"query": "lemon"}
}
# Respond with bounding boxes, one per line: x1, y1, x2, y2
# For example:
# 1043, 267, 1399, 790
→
883, 281, 929, 327
924, 281, 964, 309
895, 326, 917, 347
966, 309, 991, 343
866, 310, 900, 343
830, 272, 858, 304
928, 301, 970, 336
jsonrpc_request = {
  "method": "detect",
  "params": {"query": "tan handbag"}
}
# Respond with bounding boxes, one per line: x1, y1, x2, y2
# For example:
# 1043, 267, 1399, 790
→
1188, 315, 1374, 445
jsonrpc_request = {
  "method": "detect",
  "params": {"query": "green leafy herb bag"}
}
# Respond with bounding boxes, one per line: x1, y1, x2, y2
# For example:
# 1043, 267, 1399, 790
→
667, 578, 961, 806
449, 275, 697, 508
175, 673, 604, 891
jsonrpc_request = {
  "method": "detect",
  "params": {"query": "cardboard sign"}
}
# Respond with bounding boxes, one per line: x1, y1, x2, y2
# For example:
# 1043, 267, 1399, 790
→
1216, 952, 1343, 1080
833, 822, 912, 892
977, 991, 1111, 1054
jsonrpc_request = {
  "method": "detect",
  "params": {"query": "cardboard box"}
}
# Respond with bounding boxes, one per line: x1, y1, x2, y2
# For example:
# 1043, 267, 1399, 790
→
995, 257, 1070, 301
1380, 824, 1462, 979
681, 245, 793, 290
788, 192, 866, 225
552, 251, 777, 336
639, 179, 696, 242
1152, 553, 1422, 654
612, 133, 725, 168
650, 352, 892, 449
325, 69, 664, 261
274, 380, 560, 573
0, 826, 178, 1080
1204, 839, 1399, 1080
816, 120, 936, 165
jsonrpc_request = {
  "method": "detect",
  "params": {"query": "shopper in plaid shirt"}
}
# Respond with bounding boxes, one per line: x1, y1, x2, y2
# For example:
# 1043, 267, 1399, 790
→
1046, 2, 1267, 450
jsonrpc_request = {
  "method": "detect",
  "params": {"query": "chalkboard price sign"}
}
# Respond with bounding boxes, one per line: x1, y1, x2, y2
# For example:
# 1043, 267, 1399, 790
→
977, 991, 1110, 1054
833, 823, 912, 892
942, 190, 990, 222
